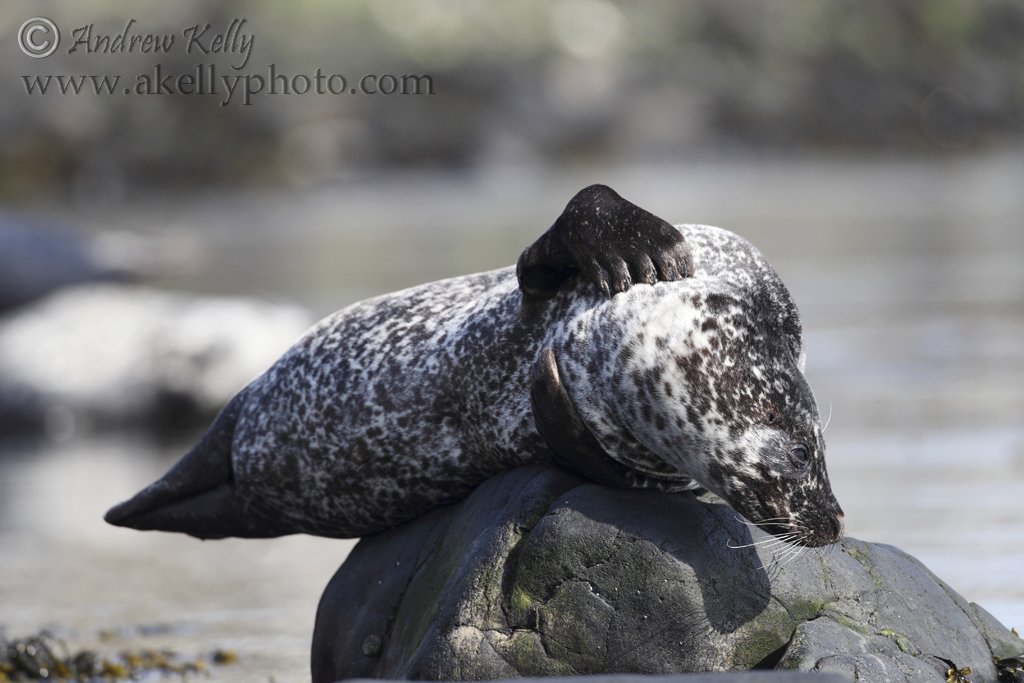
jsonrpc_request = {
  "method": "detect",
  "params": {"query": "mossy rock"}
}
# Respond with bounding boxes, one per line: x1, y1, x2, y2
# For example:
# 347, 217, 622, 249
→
313, 466, 1023, 683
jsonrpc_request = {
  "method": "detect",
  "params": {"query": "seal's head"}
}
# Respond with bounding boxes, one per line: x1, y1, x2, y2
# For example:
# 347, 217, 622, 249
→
649, 284, 844, 548
556, 225, 844, 547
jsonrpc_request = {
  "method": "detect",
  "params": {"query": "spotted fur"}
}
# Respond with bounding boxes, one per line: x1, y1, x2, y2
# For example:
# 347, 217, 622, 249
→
110, 224, 843, 546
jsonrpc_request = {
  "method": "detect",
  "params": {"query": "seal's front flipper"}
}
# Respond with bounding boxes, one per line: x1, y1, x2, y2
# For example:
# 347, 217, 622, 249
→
530, 347, 694, 493
530, 347, 635, 487
104, 395, 288, 539
517, 184, 693, 303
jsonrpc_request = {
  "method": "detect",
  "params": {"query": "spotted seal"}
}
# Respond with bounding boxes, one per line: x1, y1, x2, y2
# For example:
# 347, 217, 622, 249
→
105, 185, 844, 547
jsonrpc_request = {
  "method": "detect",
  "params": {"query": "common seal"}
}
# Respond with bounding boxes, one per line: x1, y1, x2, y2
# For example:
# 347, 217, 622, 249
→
105, 185, 844, 547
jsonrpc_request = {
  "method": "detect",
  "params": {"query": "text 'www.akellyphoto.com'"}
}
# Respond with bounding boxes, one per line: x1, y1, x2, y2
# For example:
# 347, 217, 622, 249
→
21, 64, 436, 106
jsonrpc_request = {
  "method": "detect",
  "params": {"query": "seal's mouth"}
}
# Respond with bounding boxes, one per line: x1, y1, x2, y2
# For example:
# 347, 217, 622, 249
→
726, 477, 846, 548
754, 512, 844, 548
710, 442, 846, 549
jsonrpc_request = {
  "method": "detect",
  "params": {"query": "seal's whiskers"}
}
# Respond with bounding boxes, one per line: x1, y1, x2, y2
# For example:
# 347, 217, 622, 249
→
753, 521, 817, 574
777, 544, 808, 568
734, 515, 792, 526
727, 532, 800, 550
761, 546, 799, 574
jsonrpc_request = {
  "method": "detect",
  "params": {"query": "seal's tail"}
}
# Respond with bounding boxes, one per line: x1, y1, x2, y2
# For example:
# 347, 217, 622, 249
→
104, 394, 287, 539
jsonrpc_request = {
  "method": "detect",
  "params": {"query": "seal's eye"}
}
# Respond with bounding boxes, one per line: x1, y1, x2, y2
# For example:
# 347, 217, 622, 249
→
789, 444, 810, 467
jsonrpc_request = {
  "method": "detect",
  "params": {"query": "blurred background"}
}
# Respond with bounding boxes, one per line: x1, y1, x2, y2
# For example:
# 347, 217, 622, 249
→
1, 1, 1022, 681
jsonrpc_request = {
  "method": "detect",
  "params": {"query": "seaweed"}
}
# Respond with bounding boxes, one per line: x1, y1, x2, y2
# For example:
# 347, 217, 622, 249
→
0, 631, 238, 682
994, 653, 1024, 683
934, 655, 972, 683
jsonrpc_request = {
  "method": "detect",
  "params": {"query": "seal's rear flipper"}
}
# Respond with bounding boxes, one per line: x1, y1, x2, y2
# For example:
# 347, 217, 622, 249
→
106, 483, 283, 539
104, 394, 289, 539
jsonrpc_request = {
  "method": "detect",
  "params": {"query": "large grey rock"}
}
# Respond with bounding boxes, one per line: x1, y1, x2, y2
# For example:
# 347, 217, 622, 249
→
313, 466, 1023, 683
0, 284, 311, 434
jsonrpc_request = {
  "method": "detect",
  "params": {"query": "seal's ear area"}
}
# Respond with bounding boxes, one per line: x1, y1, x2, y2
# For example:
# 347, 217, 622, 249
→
517, 184, 693, 303
530, 347, 637, 488
104, 395, 290, 539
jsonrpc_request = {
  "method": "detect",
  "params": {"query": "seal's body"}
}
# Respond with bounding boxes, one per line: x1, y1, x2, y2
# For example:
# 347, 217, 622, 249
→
235, 267, 550, 537
107, 186, 844, 546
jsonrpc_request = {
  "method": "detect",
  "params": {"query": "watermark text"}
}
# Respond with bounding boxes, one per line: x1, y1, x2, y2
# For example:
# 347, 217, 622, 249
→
21, 64, 435, 106
17, 17, 435, 105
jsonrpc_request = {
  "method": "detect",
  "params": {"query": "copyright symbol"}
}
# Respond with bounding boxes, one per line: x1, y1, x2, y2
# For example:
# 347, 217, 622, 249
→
18, 17, 60, 58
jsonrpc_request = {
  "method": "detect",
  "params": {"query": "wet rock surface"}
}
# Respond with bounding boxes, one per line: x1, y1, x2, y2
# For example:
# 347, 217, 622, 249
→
313, 466, 1024, 683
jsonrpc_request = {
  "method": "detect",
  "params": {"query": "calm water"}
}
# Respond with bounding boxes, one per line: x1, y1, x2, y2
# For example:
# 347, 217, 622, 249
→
2, 152, 1022, 681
